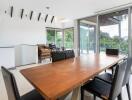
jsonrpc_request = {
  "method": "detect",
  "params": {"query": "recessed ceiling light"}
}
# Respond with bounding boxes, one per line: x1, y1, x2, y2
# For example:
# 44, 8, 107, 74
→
46, 6, 50, 10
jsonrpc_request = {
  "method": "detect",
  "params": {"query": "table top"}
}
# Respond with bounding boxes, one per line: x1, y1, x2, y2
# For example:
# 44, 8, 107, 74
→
20, 53, 125, 100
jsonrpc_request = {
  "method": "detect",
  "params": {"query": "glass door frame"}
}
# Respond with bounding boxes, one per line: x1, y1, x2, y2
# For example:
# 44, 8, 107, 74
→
78, 6, 132, 57
46, 27, 63, 46
46, 27, 74, 49
99, 9, 129, 54
78, 16, 99, 55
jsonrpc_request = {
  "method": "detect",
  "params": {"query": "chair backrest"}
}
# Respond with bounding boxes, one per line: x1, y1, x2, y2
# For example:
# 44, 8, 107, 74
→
49, 44, 56, 49
1, 66, 20, 100
106, 48, 119, 55
65, 50, 75, 59
51, 51, 66, 62
123, 57, 132, 86
109, 60, 127, 100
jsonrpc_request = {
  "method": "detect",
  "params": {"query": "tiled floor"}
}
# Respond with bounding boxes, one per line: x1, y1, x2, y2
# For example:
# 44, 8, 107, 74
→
0, 60, 132, 100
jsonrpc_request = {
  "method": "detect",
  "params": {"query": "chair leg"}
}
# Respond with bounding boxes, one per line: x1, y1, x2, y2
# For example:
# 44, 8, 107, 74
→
105, 70, 106, 72
93, 94, 96, 100
118, 93, 122, 100
112, 68, 114, 75
126, 83, 131, 100
81, 88, 84, 100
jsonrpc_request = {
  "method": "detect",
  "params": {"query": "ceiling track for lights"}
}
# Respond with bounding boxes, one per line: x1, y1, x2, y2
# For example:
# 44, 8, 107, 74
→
4, 6, 56, 24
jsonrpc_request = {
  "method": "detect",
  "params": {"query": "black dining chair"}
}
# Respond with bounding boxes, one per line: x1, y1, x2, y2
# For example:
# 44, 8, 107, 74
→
106, 48, 119, 56
105, 48, 119, 74
122, 57, 132, 100
1, 66, 44, 100
51, 51, 66, 62
95, 57, 132, 100
65, 50, 75, 59
81, 60, 127, 100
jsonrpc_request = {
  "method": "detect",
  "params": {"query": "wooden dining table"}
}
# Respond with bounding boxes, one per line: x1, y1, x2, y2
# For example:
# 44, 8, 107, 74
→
20, 53, 126, 100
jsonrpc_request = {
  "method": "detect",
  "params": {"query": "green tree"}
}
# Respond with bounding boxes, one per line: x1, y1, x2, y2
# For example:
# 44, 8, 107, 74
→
47, 30, 55, 44
64, 28, 74, 49
100, 31, 128, 54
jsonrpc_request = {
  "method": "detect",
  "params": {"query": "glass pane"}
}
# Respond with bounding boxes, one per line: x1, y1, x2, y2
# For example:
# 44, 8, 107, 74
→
100, 24, 119, 51
120, 15, 128, 54
55, 30, 63, 48
64, 28, 74, 49
47, 29, 55, 44
80, 23, 96, 54
99, 9, 128, 54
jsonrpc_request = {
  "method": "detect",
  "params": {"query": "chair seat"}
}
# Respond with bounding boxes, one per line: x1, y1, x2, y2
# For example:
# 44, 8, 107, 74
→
82, 79, 111, 99
95, 73, 113, 84
21, 89, 44, 100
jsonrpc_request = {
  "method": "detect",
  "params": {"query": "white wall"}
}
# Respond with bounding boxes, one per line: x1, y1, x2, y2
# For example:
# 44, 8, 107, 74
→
0, 9, 63, 46
62, 20, 74, 28
0, 1, 76, 68
0, 5, 63, 67
0, 17, 46, 46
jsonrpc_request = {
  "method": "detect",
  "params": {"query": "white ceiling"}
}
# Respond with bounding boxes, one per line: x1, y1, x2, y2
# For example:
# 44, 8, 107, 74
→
1, 0, 132, 19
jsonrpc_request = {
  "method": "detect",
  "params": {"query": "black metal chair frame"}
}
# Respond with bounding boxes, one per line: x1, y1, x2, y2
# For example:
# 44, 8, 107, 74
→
95, 57, 132, 100
105, 48, 119, 74
1, 66, 44, 100
81, 60, 127, 100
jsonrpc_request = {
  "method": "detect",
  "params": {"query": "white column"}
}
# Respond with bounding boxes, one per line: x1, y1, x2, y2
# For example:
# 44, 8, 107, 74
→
62, 29, 64, 48
96, 15, 100, 54
118, 22, 121, 50
128, 8, 132, 57
74, 20, 80, 57
128, 8, 132, 73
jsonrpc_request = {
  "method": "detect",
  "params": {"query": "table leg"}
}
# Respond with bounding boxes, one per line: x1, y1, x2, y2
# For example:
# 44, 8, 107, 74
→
71, 87, 80, 100
59, 92, 71, 100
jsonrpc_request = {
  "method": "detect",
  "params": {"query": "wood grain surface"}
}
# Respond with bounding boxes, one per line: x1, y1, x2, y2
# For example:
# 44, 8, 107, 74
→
21, 53, 125, 100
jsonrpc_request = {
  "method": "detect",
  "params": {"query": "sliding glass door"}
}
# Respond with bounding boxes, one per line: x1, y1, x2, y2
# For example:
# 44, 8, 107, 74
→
99, 9, 128, 54
80, 23, 96, 54
79, 16, 97, 55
